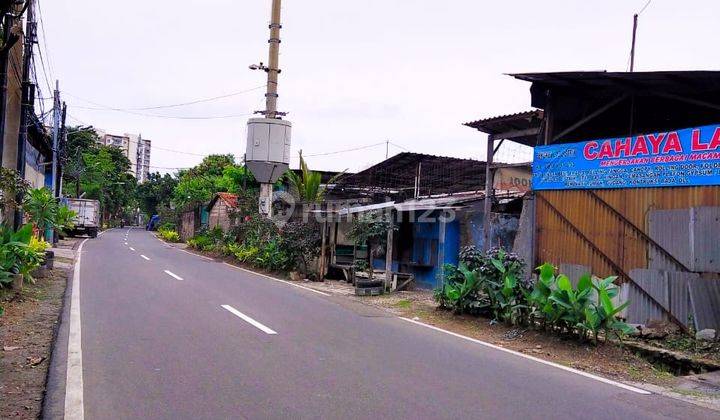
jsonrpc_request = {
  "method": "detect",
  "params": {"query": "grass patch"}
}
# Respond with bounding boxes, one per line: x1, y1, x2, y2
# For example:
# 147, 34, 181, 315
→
394, 299, 412, 309
672, 388, 708, 398
627, 365, 645, 381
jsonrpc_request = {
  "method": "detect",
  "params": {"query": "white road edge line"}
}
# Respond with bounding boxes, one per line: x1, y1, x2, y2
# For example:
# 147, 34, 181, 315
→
399, 317, 651, 395
221, 305, 277, 335
140, 255, 150, 261
178, 248, 215, 261
129, 247, 135, 251
164, 270, 184, 281
65, 238, 89, 420
222, 262, 330, 297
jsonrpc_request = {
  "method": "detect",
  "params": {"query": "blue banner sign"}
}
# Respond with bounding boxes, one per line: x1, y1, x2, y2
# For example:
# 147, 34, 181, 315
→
532, 124, 720, 190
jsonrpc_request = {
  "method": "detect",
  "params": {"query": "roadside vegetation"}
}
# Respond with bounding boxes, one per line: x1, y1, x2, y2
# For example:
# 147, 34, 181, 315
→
186, 219, 321, 277
0, 185, 76, 315
434, 246, 634, 345
62, 126, 137, 226
157, 224, 181, 242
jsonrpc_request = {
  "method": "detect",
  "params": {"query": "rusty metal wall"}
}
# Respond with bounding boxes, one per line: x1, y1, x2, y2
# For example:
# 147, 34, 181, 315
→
536, 186, 720, 279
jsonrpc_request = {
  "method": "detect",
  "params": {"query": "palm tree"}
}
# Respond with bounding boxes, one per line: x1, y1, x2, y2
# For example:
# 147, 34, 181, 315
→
285, 151, 344, 203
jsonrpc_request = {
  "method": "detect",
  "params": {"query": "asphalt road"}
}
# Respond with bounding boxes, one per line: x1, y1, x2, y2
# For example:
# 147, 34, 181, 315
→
48, 228, 718, 419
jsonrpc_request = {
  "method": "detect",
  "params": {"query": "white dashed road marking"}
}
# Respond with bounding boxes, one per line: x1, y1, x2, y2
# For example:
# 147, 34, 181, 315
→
221, 305, 277, 335
164, 270, 183, 281
140, 255, 150, 261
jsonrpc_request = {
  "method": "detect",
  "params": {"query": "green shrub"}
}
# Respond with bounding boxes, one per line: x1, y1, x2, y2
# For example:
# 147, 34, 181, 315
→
435, 263, 487, 314
0, 224, 46, 287
436, 247, 528, 322
436, 250, 634, 344
529, 263, 634, 343
187, 234, 213, 250
158, 227, 180, 243
279, 221, 320, 274
22, 188, 77, 237
227, 242, 260, 263
254, 240, 291, 271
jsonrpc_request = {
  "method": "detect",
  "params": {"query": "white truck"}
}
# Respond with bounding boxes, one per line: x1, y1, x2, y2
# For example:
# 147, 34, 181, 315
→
65, 198, 100, 238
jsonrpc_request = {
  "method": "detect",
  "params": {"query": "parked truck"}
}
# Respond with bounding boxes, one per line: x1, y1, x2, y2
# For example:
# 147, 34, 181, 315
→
64, 198, 100, 238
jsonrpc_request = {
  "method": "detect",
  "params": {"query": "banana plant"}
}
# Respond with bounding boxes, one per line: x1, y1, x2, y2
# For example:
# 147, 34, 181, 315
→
0, 224, 35, 287
527, 263, 560, 329
594, 276, 635, 340
441, 263, 483, 314
577, 275, 634, 343
548, 273, 593, 333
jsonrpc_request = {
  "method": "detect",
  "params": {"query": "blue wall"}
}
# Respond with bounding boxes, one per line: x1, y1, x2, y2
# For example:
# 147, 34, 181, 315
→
372, 211, 460, 290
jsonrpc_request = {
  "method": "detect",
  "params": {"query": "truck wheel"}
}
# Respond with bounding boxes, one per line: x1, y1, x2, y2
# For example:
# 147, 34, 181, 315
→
90, 229, 98, 238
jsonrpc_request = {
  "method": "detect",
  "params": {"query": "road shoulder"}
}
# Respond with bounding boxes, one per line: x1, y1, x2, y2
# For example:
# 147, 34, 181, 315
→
0, 238, 79, 419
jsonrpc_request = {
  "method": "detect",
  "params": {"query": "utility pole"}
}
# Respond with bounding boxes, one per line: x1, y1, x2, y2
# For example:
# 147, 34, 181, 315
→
0, 9, 18, 164
630, 14, 638, 72
246, 0, 291, 218
51, 80, 60, 197
58, 101, 66, 197
14, 0, 34, 229
386, 139, 389, 159
265, 0, 282, 120
259, 0, 283, 217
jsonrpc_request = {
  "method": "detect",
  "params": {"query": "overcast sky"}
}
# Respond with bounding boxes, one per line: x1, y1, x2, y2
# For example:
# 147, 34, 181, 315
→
39, 0, 718, 174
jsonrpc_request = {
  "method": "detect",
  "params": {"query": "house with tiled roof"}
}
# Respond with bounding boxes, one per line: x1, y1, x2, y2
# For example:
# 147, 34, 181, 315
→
207, 192, 239, 232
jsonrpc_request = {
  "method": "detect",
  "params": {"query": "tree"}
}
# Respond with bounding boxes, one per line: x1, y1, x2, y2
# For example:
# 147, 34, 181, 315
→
136, 172, 178, 216
171, 154, 252, 210
186, 154, 236, 178
219, 165, 257, 194
61, 127, 137, 224
61, 126, 100, 198
285, 152, 344, 203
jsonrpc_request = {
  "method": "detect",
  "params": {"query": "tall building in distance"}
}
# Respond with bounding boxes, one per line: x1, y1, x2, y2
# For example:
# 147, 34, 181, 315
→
96, 130, 152, 183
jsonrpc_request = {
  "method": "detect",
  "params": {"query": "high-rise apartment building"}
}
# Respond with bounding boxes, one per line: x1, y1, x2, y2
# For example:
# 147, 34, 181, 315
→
96, 130, 152, 183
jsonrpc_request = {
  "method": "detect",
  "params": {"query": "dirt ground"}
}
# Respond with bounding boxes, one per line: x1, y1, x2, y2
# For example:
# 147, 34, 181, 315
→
0, 265, 70, 419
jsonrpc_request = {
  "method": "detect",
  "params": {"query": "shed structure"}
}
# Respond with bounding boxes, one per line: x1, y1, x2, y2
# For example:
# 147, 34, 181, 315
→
494, 71, 720, 331
208, 192, 239, 232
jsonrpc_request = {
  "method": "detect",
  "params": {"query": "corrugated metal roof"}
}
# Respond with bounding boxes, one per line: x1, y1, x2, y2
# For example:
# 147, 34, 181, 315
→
463, 110, 544, 147
332, 152, 488, 198
511, 70, 720, 92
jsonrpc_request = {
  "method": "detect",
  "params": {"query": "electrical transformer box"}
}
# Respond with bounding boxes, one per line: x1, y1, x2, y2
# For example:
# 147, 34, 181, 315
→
245, 117, 292, 183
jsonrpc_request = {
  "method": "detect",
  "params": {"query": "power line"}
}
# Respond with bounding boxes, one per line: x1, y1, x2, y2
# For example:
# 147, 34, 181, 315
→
35, 0, 55, 79
301, 142, 386, 157
68, 102, 255, 120
390, 142, 410, 152
638, 0, 653, 15
64, 83, 266, 119
69, 85, 266, 111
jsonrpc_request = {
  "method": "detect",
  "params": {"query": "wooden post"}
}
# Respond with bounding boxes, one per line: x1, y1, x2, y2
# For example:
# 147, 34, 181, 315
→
437, 216, 446, 288
483, 134, 494, 251
319, 219, 327, 281
385, 211, 394, 291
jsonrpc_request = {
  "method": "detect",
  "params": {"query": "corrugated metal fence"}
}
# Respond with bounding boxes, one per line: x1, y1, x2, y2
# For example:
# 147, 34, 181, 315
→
536, 186, 720, 329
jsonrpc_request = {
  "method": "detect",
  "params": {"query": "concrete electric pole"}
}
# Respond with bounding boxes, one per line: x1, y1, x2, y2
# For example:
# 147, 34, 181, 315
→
265, 0, 282, 120
14, 0, 34, 229
245, 0, 292, 218
51, 80, 60, 198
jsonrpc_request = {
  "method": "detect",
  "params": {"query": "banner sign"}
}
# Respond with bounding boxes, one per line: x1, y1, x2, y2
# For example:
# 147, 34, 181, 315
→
494, 167, 532, 192
533, 124, 720, 190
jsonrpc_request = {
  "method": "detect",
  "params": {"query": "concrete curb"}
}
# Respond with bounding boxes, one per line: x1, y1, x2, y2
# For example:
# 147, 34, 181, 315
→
41, 243, 79, 419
